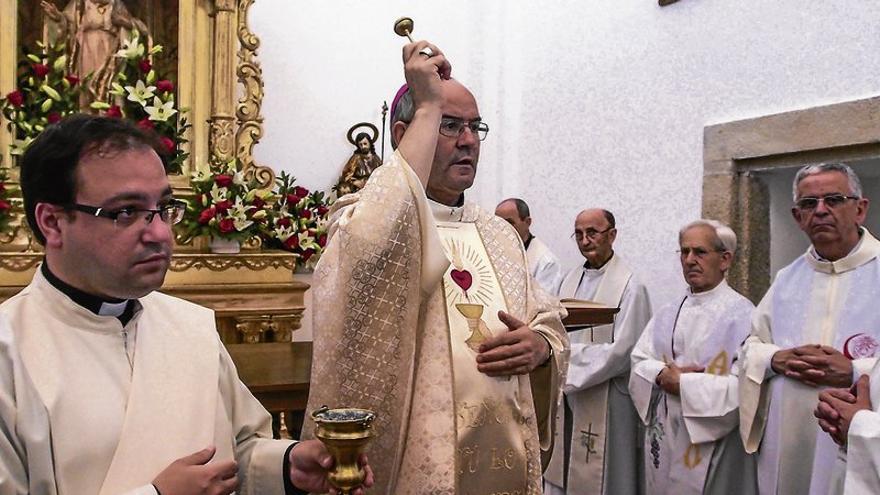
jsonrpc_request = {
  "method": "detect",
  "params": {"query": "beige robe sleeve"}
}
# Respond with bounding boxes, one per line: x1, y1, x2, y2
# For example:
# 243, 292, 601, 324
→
526, 278, 570, 453
629, 315, 665, 424
218, 344, 294, 495
738, 286, 780, 454
0, 318, 57, 495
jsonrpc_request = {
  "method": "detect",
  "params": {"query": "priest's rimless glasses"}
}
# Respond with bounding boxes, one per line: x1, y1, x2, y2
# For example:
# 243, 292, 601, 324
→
63, 199, 187, 227
571, 227, 614, 241
794, 194, 860, 211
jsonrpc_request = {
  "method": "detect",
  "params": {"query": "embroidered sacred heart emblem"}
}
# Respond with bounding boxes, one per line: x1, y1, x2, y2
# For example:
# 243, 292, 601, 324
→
450, 269, 473, 292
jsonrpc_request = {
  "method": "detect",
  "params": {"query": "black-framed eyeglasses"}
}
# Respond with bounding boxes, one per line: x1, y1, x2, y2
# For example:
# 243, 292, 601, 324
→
677, 247, 724, 259
571, 227, 614, 241
439, 118, 489, 141
794, 194, 860, 211
64, 199, 186, 227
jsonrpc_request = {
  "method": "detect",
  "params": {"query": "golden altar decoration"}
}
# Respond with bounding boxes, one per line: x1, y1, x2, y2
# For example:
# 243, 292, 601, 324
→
0, 1, 311, 434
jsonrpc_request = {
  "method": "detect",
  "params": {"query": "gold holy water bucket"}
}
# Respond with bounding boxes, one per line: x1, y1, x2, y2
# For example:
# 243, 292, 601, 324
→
312, 406, 376, 493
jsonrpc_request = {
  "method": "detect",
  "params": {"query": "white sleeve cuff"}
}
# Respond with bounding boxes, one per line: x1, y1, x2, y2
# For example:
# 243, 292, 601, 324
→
853, 357, 878, 383
743, 342, 780, 384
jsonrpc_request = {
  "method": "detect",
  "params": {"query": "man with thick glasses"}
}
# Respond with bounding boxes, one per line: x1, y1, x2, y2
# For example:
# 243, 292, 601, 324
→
495, 197, 563, 293
546, 208, 652, 495
0, 115, 371, 495
739, 163, 880, 494
304, 41, 568, 495
630, 220, 756, 495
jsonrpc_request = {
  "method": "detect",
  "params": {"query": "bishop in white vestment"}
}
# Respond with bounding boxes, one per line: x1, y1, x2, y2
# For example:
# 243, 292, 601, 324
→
305, 46, 568, 495
630, 220, 757, 495
739, 164, 880, 495
545, 208, 652, 495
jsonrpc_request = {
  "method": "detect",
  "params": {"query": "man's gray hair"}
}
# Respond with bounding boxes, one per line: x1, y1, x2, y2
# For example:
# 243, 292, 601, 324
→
390, 89, 414, 150
679, 219, 737, 254
792, 163, 863, 201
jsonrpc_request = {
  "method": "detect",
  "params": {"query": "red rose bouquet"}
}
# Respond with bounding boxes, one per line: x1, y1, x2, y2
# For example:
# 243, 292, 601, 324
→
262, 171, 331, 270
0, 41, 87, 155
178, 160, 273, 243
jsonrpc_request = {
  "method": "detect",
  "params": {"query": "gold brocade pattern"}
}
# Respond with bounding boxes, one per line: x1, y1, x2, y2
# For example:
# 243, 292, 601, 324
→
305, 152, 568, 495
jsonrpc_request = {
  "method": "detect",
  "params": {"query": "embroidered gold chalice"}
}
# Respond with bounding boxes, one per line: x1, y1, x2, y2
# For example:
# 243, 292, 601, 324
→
311, 406, 376, 494
456, 303, 493, 352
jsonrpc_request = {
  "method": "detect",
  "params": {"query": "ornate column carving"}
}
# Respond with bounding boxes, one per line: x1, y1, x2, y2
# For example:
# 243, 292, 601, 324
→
209, 0, 238, 166
235, 0, 274, 189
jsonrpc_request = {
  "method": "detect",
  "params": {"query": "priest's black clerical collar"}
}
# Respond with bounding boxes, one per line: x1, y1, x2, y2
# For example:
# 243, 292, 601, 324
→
427, 192, 465, 207
524, 234, 535, 250
583, 251, 614, 270
41, 262, 136, 324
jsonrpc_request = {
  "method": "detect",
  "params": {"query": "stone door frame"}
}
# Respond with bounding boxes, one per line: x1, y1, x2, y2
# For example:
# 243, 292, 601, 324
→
702, 96, 880, 303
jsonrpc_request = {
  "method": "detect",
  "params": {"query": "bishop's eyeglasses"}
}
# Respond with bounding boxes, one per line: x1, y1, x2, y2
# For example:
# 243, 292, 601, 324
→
439, 117, 489, 141
794, 193, 860, 211
64, 199, 187, 227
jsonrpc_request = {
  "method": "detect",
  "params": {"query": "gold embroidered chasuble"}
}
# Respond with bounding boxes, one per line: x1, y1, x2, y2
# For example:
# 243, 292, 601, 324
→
305, 151, 569, 495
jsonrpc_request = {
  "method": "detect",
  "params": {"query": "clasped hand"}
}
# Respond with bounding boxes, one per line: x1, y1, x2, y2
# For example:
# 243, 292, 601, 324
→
475, 311, 551, 377
656, 363, 705, 396
814, 374, 873, 446
772, 344, 853, 387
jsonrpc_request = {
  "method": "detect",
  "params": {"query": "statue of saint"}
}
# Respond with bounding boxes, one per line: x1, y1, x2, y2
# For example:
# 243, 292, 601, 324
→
41, 0, 150, 105
334, 123, 383, 197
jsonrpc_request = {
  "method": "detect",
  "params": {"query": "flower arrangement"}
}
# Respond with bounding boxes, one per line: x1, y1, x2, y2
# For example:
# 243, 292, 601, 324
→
178, 163, 332, 268
98, 32, 190, 174
0, 33, 188, 173
178, 161, 272, 244
1, 41, 87, 155
263, 172, 331, 269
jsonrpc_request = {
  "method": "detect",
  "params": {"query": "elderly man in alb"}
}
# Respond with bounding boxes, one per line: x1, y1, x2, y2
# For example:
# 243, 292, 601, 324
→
495, 197, 563, 293
545, 208, 652, 495
739, 162, 880, 494
304, 40, 569, 495
630, 220, 756, 494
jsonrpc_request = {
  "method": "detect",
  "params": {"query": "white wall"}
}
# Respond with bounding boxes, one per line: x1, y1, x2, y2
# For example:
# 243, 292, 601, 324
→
251, 1, 880, 311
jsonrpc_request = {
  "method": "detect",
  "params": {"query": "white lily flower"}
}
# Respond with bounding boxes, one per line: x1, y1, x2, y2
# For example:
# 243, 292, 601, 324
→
298, 231, 316, 249
125, 80, 156, 105
144, 97, 177, 122
233, 172, 246, 186
274, 227, 294, 240
116, 33, 144, 59
230, 200, 254, 231
209, 185, 228, 203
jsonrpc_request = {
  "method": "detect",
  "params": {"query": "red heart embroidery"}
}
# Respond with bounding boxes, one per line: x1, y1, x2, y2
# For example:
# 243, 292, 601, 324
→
450, 269, 473, 292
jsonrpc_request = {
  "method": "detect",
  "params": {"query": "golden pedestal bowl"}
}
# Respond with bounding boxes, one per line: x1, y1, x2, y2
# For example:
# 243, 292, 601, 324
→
312, 406, 376, 494
455, 303, 484, 319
